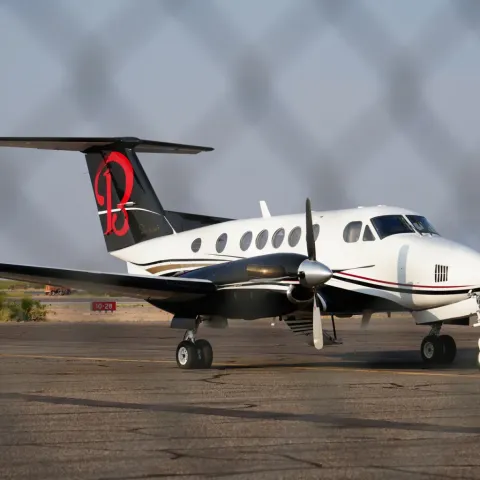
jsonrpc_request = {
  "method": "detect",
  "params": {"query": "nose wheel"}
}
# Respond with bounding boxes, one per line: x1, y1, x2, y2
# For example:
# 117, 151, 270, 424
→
468, 290, 480, 369
421, 332, 456, 366
477, 338, 480, 370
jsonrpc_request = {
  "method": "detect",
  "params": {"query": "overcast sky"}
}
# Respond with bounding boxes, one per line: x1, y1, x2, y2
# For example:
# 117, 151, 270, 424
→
0, 0, 479, 272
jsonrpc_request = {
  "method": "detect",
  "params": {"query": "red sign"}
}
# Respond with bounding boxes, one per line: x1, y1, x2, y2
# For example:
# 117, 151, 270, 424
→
91, 301, 117, 312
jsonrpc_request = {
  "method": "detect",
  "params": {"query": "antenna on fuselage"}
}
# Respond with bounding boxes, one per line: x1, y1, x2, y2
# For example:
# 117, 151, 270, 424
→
259, 200, 271, 218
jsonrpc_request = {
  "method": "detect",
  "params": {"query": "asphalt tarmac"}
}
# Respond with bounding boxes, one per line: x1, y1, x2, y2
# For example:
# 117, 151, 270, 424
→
1, 316, 480, 480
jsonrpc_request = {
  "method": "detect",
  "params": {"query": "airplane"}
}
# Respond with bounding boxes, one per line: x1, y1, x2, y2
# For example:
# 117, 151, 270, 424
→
0, 136, 480, 370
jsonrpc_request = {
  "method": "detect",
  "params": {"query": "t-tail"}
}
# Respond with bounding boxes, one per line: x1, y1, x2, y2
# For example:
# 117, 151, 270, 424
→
0, 137, 214, 253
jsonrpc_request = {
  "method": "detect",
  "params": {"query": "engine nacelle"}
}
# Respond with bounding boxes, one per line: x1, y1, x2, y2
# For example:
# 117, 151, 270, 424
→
286, 284, 314, 304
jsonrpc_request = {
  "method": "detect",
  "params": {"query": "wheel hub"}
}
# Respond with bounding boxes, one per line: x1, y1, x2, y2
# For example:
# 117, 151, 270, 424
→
177, 346, 189, 365
423, 341, 435, 359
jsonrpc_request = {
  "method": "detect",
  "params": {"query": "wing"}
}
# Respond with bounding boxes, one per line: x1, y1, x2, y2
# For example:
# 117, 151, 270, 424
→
0, 263, 216, 301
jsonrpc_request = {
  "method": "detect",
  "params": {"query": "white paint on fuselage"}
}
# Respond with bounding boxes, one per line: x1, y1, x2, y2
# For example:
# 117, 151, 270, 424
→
111, 205, 480, 313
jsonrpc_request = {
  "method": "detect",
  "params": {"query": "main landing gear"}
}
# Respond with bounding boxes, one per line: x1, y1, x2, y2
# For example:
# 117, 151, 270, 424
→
420, 323, 456, 366
175, 327, 213, 369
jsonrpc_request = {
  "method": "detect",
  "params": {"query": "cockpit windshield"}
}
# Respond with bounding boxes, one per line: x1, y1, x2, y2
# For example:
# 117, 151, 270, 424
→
370, 215, 415, 240
406, 215, 439, 236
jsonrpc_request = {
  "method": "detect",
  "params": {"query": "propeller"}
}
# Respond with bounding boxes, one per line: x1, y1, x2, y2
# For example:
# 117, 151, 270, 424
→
299, 198, 331, 349
246, 198, 333, 349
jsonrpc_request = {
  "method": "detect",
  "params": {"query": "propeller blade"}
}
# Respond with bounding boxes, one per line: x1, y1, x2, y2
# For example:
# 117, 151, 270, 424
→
305, 198, 316, 261
316, 291, 327, 311
312, 289, 324, 349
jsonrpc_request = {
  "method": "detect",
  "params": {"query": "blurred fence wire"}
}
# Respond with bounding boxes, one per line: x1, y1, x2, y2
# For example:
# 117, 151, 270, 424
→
0, 0, 480, 270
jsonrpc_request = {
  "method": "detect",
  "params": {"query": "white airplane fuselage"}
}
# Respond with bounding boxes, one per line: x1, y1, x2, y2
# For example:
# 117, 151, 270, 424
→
112, 204, 480, 321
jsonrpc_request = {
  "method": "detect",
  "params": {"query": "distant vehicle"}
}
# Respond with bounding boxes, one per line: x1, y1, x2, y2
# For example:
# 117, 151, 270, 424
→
44, 285, 71, 296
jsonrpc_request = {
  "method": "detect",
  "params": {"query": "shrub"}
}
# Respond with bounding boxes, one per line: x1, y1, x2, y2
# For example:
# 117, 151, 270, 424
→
0, 308, 10, 322
0, 294, 47, 322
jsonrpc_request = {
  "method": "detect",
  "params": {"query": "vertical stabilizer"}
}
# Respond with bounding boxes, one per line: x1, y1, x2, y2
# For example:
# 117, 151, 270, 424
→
0, 137, 213, 253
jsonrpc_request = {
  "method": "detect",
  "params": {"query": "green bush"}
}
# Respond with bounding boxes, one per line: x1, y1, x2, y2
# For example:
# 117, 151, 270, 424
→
0, 308, 10, 322
0, 293, 47, 322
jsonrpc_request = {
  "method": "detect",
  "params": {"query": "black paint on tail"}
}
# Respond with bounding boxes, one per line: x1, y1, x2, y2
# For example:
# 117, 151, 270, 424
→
163, 210, 235, 232
85, 144, 180, 252
0, 137, 214, 252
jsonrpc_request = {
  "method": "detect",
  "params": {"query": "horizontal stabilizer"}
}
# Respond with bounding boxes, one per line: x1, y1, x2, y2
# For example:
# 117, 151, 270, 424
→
0, 263, 216, 301
0, 137, 213, 154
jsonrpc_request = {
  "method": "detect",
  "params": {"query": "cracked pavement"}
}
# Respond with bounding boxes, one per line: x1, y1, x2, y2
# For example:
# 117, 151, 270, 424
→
0, 317, 479, 479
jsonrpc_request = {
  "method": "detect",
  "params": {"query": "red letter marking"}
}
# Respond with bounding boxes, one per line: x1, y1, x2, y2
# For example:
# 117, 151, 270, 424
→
94, 152, 134, 236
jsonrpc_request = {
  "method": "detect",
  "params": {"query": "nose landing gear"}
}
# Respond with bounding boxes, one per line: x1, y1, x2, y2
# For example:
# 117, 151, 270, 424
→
468, 291, 480, 369
420, 324, 456, 366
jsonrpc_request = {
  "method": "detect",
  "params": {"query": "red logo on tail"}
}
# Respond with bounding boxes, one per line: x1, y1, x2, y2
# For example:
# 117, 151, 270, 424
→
94, 152, 134, 236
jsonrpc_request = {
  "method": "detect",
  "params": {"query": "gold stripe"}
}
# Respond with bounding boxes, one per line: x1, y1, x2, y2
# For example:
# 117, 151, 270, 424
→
147, 263, 213, 274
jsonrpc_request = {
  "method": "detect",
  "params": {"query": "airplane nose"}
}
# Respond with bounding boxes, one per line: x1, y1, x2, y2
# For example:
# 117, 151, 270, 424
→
410, 237, 480, 296
449, 246, 480, 287
410, 238, 480, 310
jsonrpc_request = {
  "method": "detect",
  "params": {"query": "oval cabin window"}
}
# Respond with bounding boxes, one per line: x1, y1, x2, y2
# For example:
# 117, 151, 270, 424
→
272, 228, 285, 248
191, 238, 202, 252
256, 229, 268, 249
288, 226, 301, 247
240, 231, 253, 251
216, 233, 228, 253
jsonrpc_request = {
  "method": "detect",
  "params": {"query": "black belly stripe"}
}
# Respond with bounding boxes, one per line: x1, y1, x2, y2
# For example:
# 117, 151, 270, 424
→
332, 274, 479, 296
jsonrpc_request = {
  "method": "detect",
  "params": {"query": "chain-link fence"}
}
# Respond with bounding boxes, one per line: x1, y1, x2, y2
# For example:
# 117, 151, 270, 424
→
0, 0, 479, 271
0, 4, 479, 476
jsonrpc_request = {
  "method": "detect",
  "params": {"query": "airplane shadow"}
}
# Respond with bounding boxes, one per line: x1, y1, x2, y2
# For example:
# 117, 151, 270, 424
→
2, 391, 480, 436
214, 347, 479, 372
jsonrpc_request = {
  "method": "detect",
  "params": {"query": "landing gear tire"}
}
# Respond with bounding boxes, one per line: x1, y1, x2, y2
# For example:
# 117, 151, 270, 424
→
477, 339, 480, 369
176, 341, 199, 369
438, 334, 456, 364
195, 339, 213, 369
421, 334, 456, 366
421, 335, 443, 365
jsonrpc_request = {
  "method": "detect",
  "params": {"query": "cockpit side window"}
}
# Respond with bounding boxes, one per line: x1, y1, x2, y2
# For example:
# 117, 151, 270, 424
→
343, 221, 363, 243
406, 215, 439, 236
363, 225, 375, 241
370, 215, 414, 240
